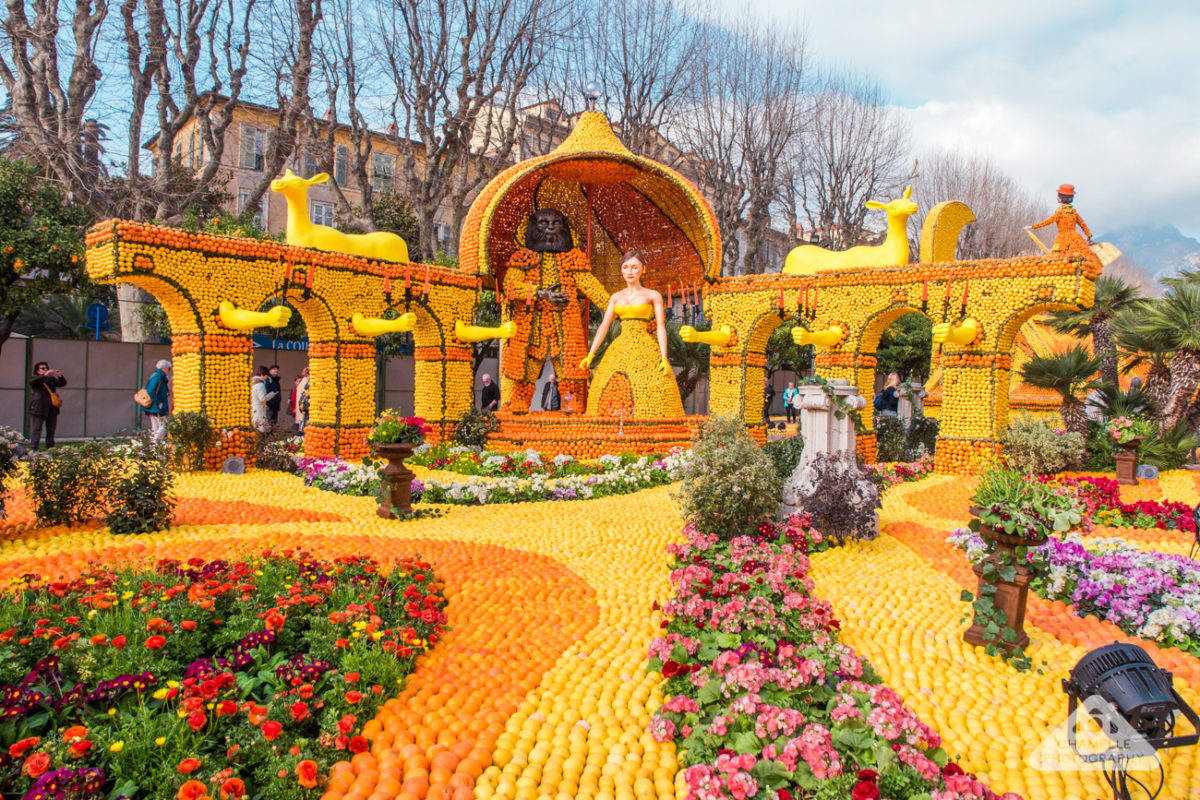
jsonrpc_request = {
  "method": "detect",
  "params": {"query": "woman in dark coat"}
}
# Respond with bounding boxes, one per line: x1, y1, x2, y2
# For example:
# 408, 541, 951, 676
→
28, 361, 66, 450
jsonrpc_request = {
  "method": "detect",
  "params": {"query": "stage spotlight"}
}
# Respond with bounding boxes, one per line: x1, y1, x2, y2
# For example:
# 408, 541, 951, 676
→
1062, 642, 1198, 800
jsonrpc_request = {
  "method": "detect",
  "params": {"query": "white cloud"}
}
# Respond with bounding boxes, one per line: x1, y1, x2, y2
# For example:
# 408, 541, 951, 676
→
720, 0, 1200, 238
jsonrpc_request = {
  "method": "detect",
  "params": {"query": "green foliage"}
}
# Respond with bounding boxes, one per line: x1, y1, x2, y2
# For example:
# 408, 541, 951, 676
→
875, 314, 932, 379
1091, 382, 1153, 419
105, 439, 176, 534
13, 287, 118, 340
765, 318, 812, 376
453, 408, 500, 448
166, 412, 218, 471
673, 415, 783, 540
179, 206, 275, 240
1083, 421, 1116, 472
874, 416, 907, 462
0, 426, 23, 518
367, 410, 428, 445
763, 434, 804, 481
1141, 420, 1198, 471
1018, 345, 1103, 400
907, 415, 939, 456
999, 416, 1086, 474
26, 440, 176, 531
371, 191, 421, 249
0, 158, 91, 348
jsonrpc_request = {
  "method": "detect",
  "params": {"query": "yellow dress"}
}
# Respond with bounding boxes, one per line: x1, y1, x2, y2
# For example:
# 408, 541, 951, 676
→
585, 303, 685, 418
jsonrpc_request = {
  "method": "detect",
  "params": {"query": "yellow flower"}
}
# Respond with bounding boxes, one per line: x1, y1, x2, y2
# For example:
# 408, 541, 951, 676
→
121, 591, 133, 600
107, 708, 116, 716
109, 741, 124, 753
155, 737, 166, 746
153, 688, 170, 700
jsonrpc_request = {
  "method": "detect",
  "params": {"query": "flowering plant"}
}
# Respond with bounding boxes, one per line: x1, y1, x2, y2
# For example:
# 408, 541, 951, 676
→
971, 463, 1083, 543
1037, 475, 1194, 532
366, 410, 428, 446
649, 516, 1017, 800
1104, 416, 1153, 445
862, 455, 934, 487
0, 551, 446, 799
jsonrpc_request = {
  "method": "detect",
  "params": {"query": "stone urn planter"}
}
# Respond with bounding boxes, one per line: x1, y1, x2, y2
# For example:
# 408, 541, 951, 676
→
375, 442, 416, 518
963, 506, 1046, 652
1113, 436, 1144, 487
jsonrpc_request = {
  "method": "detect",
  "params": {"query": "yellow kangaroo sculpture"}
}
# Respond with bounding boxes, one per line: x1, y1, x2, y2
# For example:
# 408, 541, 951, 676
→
351, 312, 417, 337
932, 317, 980, 346
783, 187, 919, 275
679, 325, 733, 348
792, 324, 846, 349
218, 301, 291, 331
271, 170, 410, 263
454, 320, 516, 343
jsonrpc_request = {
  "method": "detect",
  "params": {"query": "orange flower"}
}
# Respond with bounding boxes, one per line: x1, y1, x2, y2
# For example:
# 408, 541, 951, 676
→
62, 725, 88, 742
219, 777, 245, 799
295, 759, 319, 788
177, 757, 202, 773
178, 780, 208, 800
23, 752, 50, 778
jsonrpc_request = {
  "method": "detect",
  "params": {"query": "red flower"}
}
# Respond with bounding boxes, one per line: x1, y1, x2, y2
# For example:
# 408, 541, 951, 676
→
297, 684, 314, 700
188, 711, 207, 732
220, 777, 246, 799
8, 737, 40, 758
857, 769, 879, 783
62, 725, 88, 741
851, 782, 880, 800
178, 780, 207, 800
349, 736, 369, 754
261, 721, 283, 741
290, 701, 310, 722
337, 714, 356, 734
112, 635, 127, 650
181, 620, 197, 631
145, 635, 166, 650
943, 762, 965, 777
23, 752, 51, 778
295, 759, 319, 788
0, 628, 14, 642
68, 740, 93, 759
216, 700, 237, 717
344, 691, 362, 705
343, 672, 360, 684
177, 757, 202, 773
89, 634, 107, 646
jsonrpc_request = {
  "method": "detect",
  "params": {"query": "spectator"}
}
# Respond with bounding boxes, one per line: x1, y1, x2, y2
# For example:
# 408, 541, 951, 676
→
28, 361, 66, 451
541, 374, 561, 411
295, 367, 310, 432
251, 367, 277, 432
265, 365, 282, 427
875, 372, 900, 417
288, 375, 301, 428
143, 360, 172, 442
782, 380, 798, 424
763, 378, 776, 422
480, 373, 500, 411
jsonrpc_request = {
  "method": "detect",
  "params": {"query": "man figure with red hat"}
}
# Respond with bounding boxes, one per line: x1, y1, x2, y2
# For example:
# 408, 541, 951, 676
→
1028, 183, 1093, 254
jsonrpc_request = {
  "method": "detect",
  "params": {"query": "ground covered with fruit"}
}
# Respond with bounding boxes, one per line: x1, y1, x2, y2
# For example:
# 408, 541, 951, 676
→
2, 468, 1200, 800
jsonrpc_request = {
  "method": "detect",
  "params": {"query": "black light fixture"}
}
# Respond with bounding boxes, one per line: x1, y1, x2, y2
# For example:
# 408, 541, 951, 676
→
1062, 642, 1199, 800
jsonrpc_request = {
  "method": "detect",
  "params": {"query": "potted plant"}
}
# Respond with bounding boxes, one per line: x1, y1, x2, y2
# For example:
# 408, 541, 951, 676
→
964, 464, 1082, 657
1106, 416, 1153, 485
368, 411, 429, 518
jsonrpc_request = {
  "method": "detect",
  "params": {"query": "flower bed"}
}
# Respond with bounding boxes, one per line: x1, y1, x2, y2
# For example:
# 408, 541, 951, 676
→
863, 455, 934, 487
299, 448, 687, 505
0, 552, 445, 799
1038, 475, 1195, 532
409, 443, 614, 478
949, 528, 1200, 657
650, 518, 1015, 800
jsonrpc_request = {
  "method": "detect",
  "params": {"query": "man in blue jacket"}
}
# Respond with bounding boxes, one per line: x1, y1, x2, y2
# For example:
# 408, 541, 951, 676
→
144, 360, 172, 442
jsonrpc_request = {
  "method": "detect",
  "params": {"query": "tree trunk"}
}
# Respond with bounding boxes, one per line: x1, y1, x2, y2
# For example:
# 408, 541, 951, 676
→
1060, 398, 1088, 437
1146, 361, 1171, 415
117, 284, 154, 343
1092, 317, 1118, 387
1159, 348, 1200, 431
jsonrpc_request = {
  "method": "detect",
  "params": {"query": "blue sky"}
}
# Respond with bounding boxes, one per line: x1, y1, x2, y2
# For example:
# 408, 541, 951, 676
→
735, 0, 1200, 240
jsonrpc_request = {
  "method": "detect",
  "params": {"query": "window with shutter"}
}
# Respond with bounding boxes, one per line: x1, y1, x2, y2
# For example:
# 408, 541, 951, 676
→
311, 201, 336, 228
304, 154, 320, 177
335, 146, 349, 185
372, 153, 394, 193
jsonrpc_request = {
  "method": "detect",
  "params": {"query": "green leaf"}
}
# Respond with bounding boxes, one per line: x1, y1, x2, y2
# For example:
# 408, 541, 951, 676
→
750, 759, 792, 787
731, 731, 760, 753
646, 657, 663, 674
960, 590, 974, 602
697, 678, 723, 705
714, 633, 741, 649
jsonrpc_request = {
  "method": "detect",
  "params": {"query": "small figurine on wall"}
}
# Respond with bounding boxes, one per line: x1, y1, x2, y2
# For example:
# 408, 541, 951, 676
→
1027, 184, 1092, 254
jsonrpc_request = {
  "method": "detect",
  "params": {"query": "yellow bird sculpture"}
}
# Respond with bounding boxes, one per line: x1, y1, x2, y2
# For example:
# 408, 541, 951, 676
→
218, 301, 291, 331
454, 320, 516, 343
792, 324, 846, 349
350, 312, 417, 338
679, 325, 733, 348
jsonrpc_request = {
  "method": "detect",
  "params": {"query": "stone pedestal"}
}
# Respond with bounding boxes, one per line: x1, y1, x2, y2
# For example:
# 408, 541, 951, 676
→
1114, 450, 1139, 486
376, 442, 416, 518
897, 384, 927, 427
781, 380, 871, 520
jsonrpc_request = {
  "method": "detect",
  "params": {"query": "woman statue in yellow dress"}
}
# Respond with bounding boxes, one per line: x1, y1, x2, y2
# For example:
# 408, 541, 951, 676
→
579, 251, 685, 418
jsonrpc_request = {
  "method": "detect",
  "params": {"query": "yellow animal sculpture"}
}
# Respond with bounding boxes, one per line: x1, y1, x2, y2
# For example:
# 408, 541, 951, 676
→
350, 312, 417, 337
932, 317, 980, 346
679, 325, 733, 348
783, 186, 919, 275
218, 301, 292, 331
454, 320, 516, 343
271, 170, 410, 263
792, 324, 846, 349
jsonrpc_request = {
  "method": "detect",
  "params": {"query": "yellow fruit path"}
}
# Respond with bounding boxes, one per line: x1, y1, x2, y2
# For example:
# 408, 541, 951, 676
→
809, 473, 1200, 800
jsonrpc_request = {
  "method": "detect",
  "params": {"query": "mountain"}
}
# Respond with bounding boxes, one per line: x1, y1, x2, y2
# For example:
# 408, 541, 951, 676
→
1098, 224, 1200, 287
